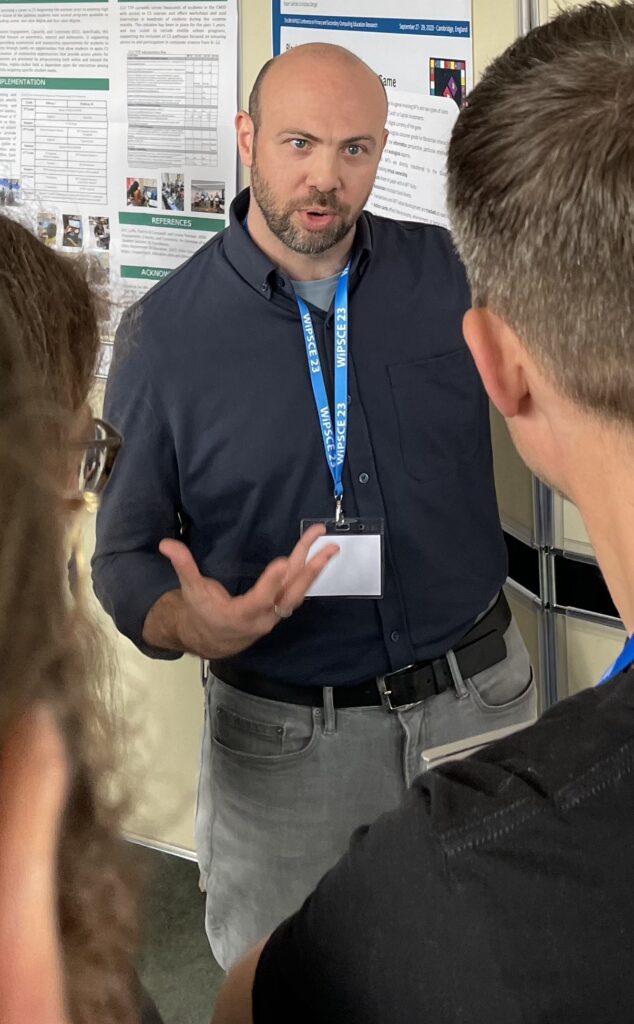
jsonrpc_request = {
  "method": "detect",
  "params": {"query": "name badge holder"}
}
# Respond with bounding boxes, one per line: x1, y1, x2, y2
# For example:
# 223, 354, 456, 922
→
296, 263, 384, 599
301, 516, 384, 598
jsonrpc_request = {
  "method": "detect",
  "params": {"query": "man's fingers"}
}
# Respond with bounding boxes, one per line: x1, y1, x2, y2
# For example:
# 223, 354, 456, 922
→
159, 538, 203, 591
280, 542, 340, 611
250, 532, 338, 621
286, 523, 327, 575
239, 558, 290, 618
228, 532, 338, 633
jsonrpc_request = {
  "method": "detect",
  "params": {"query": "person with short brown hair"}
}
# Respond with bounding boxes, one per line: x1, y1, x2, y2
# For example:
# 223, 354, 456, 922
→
212, 5, 634, 1021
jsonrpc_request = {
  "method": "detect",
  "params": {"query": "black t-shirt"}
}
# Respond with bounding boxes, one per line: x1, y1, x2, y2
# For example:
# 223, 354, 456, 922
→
253, 669, 634, 1023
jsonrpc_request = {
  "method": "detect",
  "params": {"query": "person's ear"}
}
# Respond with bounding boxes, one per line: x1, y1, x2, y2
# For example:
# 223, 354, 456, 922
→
235, 111, 256, 168
462, 307, 528, 419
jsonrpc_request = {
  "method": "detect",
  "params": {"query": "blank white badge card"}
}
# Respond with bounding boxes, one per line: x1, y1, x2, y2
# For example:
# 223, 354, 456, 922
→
301, 519, 384, 598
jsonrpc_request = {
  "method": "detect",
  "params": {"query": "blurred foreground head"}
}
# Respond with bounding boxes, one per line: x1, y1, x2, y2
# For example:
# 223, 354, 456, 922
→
0, 215, 138, 1024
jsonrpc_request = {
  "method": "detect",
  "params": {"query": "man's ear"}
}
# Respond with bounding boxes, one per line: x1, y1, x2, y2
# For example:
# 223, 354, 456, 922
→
235, 111, 255, 168
462, 307, 528, 419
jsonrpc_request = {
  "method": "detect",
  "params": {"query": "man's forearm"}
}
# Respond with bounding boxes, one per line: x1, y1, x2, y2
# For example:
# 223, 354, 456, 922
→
142, 588, 244, 660
142, 589, 193, 656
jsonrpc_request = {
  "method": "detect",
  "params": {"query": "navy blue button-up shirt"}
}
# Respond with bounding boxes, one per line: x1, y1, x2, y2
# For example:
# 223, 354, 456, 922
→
93, 189, 507, 687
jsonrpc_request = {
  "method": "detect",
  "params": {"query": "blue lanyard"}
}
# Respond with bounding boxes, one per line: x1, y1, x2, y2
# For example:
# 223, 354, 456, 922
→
296, 262, 350, 521
598, 633, 634, 685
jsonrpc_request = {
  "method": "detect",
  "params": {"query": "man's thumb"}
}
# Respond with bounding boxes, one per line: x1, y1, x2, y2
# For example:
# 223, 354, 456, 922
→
158, 539, 202, 591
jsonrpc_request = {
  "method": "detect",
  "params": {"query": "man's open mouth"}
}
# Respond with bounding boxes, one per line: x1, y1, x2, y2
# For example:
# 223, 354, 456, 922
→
300, 208, 337, 226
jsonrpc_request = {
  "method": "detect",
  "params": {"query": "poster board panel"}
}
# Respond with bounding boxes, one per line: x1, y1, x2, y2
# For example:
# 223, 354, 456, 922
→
552, 493, 594, 560
491, 407, 536, 544
556, 612, 625, 698
80, 513, 201, 855
87, 382, 200, 855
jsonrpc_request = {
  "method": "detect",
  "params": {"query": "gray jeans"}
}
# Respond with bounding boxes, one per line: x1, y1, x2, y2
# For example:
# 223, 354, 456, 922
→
195, 616, 536, 969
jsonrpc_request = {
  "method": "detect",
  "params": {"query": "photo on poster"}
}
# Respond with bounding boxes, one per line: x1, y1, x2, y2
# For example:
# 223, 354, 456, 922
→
191, 180, 225, 214
89, 216, 110, 250
126, 177, 158, 208
162, 172, 185, 212
62, 214, 83, 249
0, 178, 20, 207
429, 58, 467, 108
37, 213, 58, 248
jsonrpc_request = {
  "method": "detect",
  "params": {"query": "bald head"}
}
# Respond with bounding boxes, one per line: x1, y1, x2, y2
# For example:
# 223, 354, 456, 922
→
237, 42, 389, 267
249, 43, 388, 132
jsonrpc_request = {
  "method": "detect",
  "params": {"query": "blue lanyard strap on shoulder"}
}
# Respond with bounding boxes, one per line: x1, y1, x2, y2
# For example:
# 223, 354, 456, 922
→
598, 633, 634, 685
296, 262, 350, 519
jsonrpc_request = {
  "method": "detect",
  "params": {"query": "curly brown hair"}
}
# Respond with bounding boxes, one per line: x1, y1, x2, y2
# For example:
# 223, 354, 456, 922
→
0, 214, 140, 1024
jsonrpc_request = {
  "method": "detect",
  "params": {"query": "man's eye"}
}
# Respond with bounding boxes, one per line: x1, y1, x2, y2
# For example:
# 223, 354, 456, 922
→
346, 144, 363, 156
290, 139, 309, 150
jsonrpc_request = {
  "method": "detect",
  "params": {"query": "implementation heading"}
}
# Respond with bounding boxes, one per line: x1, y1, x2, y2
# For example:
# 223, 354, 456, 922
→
0, 76, 109, 89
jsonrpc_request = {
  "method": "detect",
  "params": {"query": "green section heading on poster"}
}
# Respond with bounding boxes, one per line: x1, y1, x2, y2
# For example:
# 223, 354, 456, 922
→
119, 212, 224, 232
120, 266, 173, 281
0, 76, 109, 88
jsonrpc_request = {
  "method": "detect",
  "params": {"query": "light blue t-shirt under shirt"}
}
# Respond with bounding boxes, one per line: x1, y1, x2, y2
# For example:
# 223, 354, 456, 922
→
291, 272, 340, 312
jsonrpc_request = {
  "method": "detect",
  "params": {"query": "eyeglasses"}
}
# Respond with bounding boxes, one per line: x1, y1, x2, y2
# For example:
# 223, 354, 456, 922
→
72, 417, 122, 497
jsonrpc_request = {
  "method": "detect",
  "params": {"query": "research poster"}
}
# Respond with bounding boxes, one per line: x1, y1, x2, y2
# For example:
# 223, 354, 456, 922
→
0, 0, 238, 376
273, 0, 472, 227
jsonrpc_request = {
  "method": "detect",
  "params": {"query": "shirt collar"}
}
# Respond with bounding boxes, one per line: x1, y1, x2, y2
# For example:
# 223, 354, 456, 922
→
223, 187, 373, 300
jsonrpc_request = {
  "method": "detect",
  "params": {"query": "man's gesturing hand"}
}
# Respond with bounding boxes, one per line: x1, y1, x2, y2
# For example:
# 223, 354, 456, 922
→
147, 524, 339, 660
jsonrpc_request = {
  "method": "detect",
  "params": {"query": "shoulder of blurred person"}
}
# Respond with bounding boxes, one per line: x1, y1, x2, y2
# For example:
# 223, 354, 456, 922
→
230, 669, 634, 1024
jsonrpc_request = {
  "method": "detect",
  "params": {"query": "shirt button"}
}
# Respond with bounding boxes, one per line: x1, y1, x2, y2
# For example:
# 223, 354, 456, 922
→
390, 630, 400, 643
359, 472, 369, 484
260, 282, 268, 292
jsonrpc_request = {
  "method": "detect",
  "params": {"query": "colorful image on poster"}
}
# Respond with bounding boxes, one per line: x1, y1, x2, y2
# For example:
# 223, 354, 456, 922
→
62, 214, 83, 249
89, 216, 110, 250
0, 178, 20, 207
191, 181, 225, 214
37, 214, 58, 248
126, 178, 158, 208
430, 58, 467, 107
162, 173, 185, 212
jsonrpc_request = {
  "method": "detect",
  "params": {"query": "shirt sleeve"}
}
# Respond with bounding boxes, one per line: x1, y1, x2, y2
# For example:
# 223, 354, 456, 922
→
251, 791, 447, 1024
91, 306, 183, 658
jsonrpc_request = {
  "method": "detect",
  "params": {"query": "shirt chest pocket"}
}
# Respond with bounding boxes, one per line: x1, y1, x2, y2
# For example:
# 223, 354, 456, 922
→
387, 348, 486, 485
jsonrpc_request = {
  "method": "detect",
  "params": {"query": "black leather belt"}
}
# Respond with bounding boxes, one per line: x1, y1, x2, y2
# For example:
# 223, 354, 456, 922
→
211, 592, 511, 712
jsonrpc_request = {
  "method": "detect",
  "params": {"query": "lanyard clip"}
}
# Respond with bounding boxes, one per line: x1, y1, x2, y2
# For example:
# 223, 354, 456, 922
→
335, 495, 344, 526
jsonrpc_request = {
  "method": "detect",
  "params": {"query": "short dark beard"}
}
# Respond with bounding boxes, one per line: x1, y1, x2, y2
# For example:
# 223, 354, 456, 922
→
250, 162, 357, 255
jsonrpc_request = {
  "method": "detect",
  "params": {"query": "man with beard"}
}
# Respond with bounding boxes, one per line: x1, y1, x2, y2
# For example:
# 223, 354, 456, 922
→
93, 43, 534, 970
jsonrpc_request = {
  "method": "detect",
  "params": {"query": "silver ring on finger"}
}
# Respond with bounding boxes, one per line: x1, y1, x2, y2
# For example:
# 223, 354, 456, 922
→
273, 603, 293, 620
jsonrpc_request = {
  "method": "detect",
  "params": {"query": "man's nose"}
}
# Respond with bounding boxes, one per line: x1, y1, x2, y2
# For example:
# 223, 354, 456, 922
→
305, 149, 342, 194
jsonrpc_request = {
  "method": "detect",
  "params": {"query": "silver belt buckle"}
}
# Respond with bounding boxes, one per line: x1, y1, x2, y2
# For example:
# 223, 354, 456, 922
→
377, 663, 416, 712
377, 676, 396, 712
